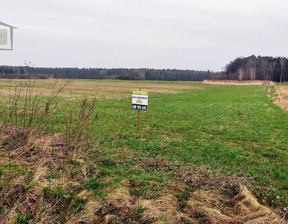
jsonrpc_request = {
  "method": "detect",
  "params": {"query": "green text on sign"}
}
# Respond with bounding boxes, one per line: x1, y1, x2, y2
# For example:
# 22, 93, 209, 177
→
132, 89, 148, 96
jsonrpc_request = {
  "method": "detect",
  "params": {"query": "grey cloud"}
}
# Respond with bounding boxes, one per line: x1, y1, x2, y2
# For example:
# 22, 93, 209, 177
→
1, 0, 288, 71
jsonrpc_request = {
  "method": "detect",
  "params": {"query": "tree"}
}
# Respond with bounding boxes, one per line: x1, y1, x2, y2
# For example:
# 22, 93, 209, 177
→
279, 57, 286, 83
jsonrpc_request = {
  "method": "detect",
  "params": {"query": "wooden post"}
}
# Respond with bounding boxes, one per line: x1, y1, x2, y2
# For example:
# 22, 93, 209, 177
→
138, 110, 140, 130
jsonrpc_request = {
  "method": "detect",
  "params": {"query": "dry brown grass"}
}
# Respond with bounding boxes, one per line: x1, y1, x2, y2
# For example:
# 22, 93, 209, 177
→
187, 185, 282, 224
204, 80, 274, 86
0, 128, 98, 223
65, 184, 284, 223
274, 85, 288, 110
0, 79, 201, 100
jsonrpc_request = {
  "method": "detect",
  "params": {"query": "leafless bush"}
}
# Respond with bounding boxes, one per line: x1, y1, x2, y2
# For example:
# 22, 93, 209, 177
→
0, 77, 99, 223
0, 78, 72, 149
0, 77, 98, 158
65, 98, 97, 158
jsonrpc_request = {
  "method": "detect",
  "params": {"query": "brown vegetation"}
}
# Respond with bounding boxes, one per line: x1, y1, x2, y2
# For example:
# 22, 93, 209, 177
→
0, 79, 201, 100
273, 85, 288, 111
203, 80, 274, 86
0, 129, 95, 223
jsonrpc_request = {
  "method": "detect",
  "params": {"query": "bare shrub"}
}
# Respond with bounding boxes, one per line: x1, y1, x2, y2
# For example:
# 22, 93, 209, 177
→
0, 78, 72, 149
65, 98, 97, 158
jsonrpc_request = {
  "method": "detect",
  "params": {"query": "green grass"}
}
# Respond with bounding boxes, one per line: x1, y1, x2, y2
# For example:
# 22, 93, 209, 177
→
15, 213, 33, 224
88, 83, 288, 207
1, 80, 288, 208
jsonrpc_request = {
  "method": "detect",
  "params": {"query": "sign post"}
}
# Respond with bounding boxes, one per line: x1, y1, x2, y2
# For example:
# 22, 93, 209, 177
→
138, 110, 140, 130
132, 89, 148, 129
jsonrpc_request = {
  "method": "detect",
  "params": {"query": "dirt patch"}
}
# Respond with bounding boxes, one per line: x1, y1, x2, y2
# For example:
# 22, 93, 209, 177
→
204, 80, 274, 86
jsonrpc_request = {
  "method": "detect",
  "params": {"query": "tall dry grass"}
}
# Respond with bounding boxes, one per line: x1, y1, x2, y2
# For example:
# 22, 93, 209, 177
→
0, 78, 97, 155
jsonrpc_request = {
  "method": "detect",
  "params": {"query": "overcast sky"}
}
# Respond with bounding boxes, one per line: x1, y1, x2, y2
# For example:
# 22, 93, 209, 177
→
1, 0, 288, 71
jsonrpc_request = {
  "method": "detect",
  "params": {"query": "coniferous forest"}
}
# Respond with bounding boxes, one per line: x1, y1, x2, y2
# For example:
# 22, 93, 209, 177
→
0, 66, 212, 81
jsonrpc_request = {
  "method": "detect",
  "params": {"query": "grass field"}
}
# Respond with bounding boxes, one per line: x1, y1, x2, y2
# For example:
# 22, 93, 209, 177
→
0, 79, 287, 223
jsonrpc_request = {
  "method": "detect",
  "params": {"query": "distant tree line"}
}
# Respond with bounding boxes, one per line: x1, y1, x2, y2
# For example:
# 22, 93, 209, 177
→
213, 55, 288, 82
0, 66, 212, 81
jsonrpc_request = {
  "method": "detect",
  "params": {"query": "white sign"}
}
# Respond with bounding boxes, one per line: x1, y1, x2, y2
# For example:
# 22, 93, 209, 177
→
0, 22, 16, 50
132, 89, 148, 111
